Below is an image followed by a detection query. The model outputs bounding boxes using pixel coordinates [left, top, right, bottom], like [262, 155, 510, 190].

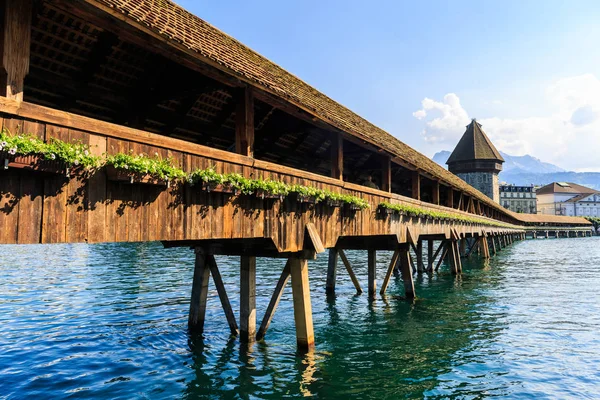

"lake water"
[1, 237, 600, 399]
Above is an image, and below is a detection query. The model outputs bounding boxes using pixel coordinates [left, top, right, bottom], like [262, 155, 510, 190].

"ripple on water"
[2, 239, 600, 398]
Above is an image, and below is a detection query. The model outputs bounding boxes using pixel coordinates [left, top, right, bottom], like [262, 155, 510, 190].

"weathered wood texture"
[0, 107, 531, 250]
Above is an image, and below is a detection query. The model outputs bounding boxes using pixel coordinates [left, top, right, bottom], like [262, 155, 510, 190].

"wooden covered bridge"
[0, 0, 592, 350]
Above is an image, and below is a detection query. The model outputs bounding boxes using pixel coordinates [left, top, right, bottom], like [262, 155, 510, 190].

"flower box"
[1, 152, 69, 176]
[326, 199, 342, 208]
[105, 165, 169, 187]
[255, 189, 284, 201]
[296, 194, 318, 204]
[346, 203, 363, 211]
[201, 181, 235, 194]
[378, 206, 395, 215]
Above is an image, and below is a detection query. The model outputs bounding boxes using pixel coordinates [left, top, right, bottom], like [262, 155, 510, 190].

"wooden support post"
[448, 188, 454, 208]
[239, 256, 256, 341]
[289, 256, 315, 351]
[435, 241, 449, 272]
[490, 235, 497, 256]
[427, 240, 434, 271]
[380, 250, 400, 295]
[449, 241, 460, 275]
[207, 255, 239, 336]
[398, 246, 415, 299]
[432, 181, 440, 205]
[368, 249, 377, 299]
[189, 249, 210, 333]
[331, 132, 343, 180]
[412, 171, 421, 201]
[1, 0, 32, 101]
[481, 234, 490, 259]
[465, 237, 480, 258]
[416, 240, 424, 273]
[235, 86, 254, 157]
[339, 249, 363, 294]
[257, 260, 291, 341]
[382, 155, 391, 192]
[326, 248, 338, 294]
[459, 238, 467, 258]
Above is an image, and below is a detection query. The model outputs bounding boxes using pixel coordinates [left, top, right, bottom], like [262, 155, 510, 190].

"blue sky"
[177, 0, 600, 171]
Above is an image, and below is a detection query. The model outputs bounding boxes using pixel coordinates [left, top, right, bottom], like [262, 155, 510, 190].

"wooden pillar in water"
[416, 240, 424, 273]
[368, 249, 377, 299]
[326, 248, 338, 294]
[290, 256, 315, 351]
[459, 238, 467, 258]
[449, 239, 462, 274]
[240, 256, 256, 342]
[398, 246, 415, 299]
[490, 234, 497, 256]
[189, 249, 210, 333]
[481, 234, 490, 259]
[427, 239, 434, 271]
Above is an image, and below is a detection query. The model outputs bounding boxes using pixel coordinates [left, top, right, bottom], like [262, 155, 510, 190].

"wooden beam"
[326, 248, 338, 294]
[207, 255, 239, 335]
[380, 249, 399, 295]
[435, 242, 449, 272]
[382, 155, 391, 192]
[235, 86, 254, 157]
[256, 260, 291, 341]
[331, 131, 343, 180]
[447, 188, 454, 208]
[427, 239, 434, 271]
[289, 256, 315, 351]
[339, 249, 363, 294]
[239, 256, 256, 341]
[416, 239, 424, 273]
[2, 0, 32, 101]
[432, 180, 440, 205]
[465, 237, 481, 258]
[368, 249, 377, 299]
[189, 248, 210, 333]
[398, 247, 415, 299]
[411, 171, 421, 200]
[61, 30, 118, 110]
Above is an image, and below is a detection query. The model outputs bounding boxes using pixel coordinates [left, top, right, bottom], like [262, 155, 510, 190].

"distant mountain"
[432, 150, 600, 190]
[432, 150, 565, 174]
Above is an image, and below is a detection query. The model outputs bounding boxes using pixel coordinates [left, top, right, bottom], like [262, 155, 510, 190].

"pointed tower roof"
[447, 119, 504, 164]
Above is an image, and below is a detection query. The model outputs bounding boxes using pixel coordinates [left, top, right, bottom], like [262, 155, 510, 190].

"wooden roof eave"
[70, 0, 514, 219]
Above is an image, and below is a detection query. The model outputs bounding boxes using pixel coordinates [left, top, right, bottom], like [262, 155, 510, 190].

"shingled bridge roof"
[84, 0, 578, 225]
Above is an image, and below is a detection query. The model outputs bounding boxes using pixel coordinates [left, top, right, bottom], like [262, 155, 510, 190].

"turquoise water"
[1, 237, 600, 399]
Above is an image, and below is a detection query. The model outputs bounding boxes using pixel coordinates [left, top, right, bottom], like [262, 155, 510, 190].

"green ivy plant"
[378, 202, 520, 229]
[0, 129, 101, 170]
[289, 184, 326, 202]
[105, 152, 186, 181]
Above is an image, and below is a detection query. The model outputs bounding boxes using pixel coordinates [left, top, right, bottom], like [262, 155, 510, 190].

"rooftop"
[447, 119, 505, 164]
[536, 182, 599, 196]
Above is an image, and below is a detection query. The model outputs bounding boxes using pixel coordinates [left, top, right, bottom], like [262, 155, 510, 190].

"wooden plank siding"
[0, 108, 548, 252]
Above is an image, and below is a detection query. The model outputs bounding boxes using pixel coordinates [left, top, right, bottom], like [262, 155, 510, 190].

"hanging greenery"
[378, 201, 519, 229]
[0, 129, 101, 170]
[104, 152, 186, 181]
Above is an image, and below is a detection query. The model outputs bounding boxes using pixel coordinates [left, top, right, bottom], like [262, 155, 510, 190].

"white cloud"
[413, 74, 600, 171]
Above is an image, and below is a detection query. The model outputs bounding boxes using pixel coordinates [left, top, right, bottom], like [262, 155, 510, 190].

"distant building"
[447, 119, 504, 203]
[499, 184, 537, 214]
[536, 182, 600, 217]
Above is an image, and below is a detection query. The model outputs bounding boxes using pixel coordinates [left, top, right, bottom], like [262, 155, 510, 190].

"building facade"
[447, 119, 504, 203]
[537, 182, 600, 217]
[500, 185, 537, 214]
